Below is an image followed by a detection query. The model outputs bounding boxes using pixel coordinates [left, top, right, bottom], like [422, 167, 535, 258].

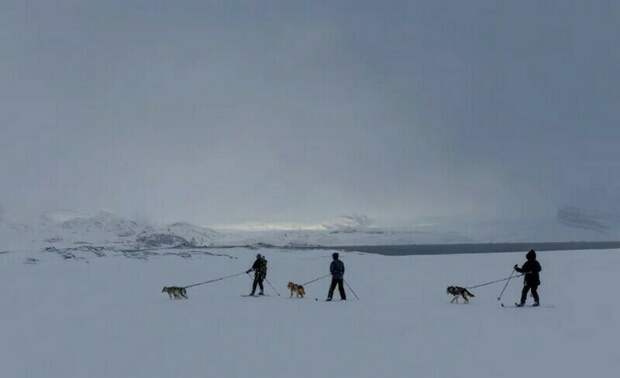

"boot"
[532, 302, 540, 307]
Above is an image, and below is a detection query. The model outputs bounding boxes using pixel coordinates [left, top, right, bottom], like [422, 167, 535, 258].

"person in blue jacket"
[327, 252, 346, 301]
[246, 254, 267, 296]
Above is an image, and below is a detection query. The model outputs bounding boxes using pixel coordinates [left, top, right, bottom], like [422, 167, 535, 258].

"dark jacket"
[515, 250, 541, 286]
[248, 257, 267, 278]
[330, 259, 345, 279]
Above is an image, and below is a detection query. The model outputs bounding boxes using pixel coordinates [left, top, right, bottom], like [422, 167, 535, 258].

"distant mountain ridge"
[557, 206, 620, 233]
[1, 209, 620, 253]
[0, 211, 218, 250]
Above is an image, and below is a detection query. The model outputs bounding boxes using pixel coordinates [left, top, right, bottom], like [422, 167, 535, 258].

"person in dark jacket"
[514, 249, 542, 306]
[327, 252, 346, 301]
[246, 254, 267, 296]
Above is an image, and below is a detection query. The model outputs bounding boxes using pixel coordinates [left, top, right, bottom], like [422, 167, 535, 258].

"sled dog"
[287, 282, 306, 298]
[162, 286, 188, 299]
[446, 286, 475, 303]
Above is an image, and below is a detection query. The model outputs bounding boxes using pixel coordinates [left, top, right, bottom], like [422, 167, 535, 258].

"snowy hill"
[3, 210, 620, 256]
[137, 222, 218, 247]
[0, 211, 220, 251]
[557, 206, 620, 233]
[53, 211, 144, 240]
[2, 247, 618, 378]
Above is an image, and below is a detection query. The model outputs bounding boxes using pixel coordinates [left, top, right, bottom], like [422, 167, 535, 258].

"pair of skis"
[501, 303, 554, 309]
[241, 294, 347, 302]
[497, 269, 554, 308]
[500, 302, 534, 308]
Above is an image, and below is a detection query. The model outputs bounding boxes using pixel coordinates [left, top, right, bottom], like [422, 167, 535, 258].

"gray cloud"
[1, 1, 619, 229]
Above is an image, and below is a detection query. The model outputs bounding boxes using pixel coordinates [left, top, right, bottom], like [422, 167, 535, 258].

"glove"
[513, 264, 518, 270]
[246, 269, 252, 274]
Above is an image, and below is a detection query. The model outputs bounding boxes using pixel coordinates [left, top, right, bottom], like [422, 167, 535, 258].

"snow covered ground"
[2, 247, 618, 378]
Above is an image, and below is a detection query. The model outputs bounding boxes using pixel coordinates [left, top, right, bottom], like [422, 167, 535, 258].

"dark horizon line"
[334, 241, 620, 256]
[198, 240, 620, 256]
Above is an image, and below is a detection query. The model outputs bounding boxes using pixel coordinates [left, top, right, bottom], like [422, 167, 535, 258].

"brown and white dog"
[287, 282, 306, 298]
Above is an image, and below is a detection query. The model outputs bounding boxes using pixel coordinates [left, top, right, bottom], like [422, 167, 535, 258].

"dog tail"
[465, 289, 475, 297]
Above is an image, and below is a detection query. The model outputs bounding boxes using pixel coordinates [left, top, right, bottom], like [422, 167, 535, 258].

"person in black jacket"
[514, 249, 542, 306]
[327, 252, 346, 301]
[246, 254, 267, 296]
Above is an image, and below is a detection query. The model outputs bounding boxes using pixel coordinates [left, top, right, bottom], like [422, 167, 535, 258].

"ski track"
[1, 248, 619, 378]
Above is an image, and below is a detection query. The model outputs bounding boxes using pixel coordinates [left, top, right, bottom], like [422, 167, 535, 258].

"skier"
[246, 254, 268, 296]
[326, 252, 346, 301]
[514, 249, 542, 307]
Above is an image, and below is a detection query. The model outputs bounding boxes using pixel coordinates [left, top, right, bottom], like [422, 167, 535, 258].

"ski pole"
[497, 269, 516, 301]
[264, 277, 281, 296]
[302, 273, 331, 286]
[343, 279, 360, 300]
[183, 271, 247, 289]
[466, 273, 523, 290]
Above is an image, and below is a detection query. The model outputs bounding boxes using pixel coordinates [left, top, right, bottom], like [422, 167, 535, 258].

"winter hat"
[526, 249, 536, 260]
[332, 252, 339, 259]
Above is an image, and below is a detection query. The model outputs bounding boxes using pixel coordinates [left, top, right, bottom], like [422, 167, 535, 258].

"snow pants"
[520, 284, 539, 304]
[251, 275, 265, 295]
[328, 278, 346, 300]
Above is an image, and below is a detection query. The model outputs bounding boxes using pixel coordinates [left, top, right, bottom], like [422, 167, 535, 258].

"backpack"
[257, 257, 267, 275]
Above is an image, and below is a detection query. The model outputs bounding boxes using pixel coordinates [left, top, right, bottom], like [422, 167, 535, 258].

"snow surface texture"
[2, 248, 618, 378]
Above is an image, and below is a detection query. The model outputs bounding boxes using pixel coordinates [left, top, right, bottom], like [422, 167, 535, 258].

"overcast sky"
[1, 0, 618, 227]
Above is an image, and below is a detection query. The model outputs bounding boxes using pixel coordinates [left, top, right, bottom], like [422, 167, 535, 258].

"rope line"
[466, 273, 523, 290]
[183, 271, 247, 289]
